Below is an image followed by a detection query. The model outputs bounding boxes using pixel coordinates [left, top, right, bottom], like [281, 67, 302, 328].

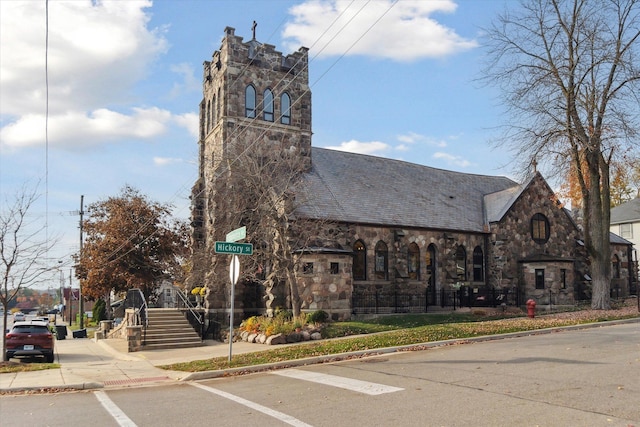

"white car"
[13, 312, 25, 322]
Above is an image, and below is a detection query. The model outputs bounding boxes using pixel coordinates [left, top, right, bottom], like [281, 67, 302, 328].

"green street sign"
[226, 226, 246, 243]
[215, 241, 253, 255]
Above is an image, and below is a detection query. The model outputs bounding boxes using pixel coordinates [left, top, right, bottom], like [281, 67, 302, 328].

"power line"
[86, 2, 397, 267]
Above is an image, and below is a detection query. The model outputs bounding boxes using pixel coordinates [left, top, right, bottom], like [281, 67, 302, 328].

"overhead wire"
[94, 0, 399, 267]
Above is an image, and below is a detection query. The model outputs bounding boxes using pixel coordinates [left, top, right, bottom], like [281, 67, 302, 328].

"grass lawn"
[160, 302, 639, 373]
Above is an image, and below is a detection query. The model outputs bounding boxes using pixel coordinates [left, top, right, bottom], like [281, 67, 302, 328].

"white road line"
[190, 383, 313, 427]
[271, 369, 404, 395]
[94, 390, 137, 427]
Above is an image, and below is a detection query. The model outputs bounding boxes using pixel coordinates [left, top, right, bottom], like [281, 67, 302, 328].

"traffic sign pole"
[228, 255, 240, 363]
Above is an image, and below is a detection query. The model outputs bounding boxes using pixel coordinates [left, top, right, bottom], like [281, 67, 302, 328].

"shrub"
[306, 310, 329, 324]
[274, 308, 293, 322]
[242, 316, 261, 332]
[93, 299, 106, 323]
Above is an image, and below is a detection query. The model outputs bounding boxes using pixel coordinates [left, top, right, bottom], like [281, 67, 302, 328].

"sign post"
[228, 255, 240, 362]
[215, 230, 252, 363]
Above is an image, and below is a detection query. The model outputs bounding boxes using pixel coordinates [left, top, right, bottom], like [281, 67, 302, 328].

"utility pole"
[79, 195, 84, 329]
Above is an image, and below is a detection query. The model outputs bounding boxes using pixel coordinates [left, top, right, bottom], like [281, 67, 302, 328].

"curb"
[179, 317, 640, 381]
[0, 382, 103, 394]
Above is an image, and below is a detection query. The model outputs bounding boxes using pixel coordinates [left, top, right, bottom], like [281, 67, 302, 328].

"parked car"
[4, 320, 55, 363]
[13, 312, 25, 322]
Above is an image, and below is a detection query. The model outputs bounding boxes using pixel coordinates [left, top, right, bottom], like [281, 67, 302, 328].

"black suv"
[4, 320, 55, 363]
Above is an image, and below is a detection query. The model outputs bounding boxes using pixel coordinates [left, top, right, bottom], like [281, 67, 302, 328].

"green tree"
[482, 0, 639, 309]
[77, 186, 189, 303]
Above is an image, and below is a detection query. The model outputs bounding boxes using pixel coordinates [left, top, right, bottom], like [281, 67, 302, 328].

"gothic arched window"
[353, 240, 366, 281]
[455, 246, 466, 282]
[473, 246, 484, 282]
[375, 241, 389, 280]
[408, 243, 420, 280]
[263, 89, 274, 121]
[281, 92, 291, 125]
[245, 85, 256, 118]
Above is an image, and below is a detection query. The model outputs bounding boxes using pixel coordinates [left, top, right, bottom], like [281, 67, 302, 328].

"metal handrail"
[176, 289, 204, 339]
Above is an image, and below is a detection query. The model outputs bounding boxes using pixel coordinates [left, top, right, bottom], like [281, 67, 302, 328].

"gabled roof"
[610, 197, 640, 224]
[297, 148, 518, 233]
[484, 181, 527, 223]
[610, 231, 633, 246]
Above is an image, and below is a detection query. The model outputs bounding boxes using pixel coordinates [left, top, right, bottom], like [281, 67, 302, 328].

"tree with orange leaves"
[76, 186, 189, 305]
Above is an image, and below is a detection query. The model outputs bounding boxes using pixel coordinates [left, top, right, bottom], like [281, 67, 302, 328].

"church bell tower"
[189, 25, 312, 310]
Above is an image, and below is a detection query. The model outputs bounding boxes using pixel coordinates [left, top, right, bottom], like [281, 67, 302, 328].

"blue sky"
[1, 0, 515, 285]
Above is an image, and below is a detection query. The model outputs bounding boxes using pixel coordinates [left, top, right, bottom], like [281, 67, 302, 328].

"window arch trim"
[263, 88, 274, 122]
[281, 92, 291, 125]
[375, 240, 389, 280]
[245, 84, 256, 118]
[353, 240, 366, 281]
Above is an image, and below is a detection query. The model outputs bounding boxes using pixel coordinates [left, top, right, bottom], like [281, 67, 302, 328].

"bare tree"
[1, 185, 56, 351]
[482, 0, 640, 309]
[194, 143, 337, 317]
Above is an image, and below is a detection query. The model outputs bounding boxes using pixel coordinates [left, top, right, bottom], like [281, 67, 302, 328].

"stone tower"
[189, 26, 312, 314]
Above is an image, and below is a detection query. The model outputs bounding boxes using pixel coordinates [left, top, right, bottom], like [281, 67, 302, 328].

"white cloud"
[1, 107, 172, 148]
[173, 112, 199, 139]
[283, 0, 477, 61]
[397, 132, 448, 147]
[0, 0, 170, 148]
[325, 139, 390, 155]
[154, 157, 183, 166]
[433, 151, 471, 168]
[169, 63, 200, 98]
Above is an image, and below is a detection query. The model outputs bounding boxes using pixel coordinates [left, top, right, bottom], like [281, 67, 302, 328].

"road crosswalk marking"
[191, 383, 313, 427]
[271, 369, 404, 395]
[94, 390, 137, 427]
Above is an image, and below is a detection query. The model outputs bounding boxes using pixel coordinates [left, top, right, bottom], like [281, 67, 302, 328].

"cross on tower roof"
[252, 21, 257, 40]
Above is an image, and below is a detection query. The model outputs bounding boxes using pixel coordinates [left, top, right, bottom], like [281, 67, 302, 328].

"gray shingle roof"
[297, 147, 518, 233]
[609, 231, 632, 246]
[610, 197, 640, 224]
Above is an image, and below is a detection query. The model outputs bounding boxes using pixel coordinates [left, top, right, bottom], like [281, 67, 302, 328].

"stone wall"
[488, 174, 581, 303]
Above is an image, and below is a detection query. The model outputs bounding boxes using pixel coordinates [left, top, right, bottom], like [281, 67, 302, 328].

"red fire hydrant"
[526, 299, 536, 318]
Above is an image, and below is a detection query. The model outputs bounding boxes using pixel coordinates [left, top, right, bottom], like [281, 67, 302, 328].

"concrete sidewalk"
[2, 318, 639, 393]
[0, 330, 263, 393]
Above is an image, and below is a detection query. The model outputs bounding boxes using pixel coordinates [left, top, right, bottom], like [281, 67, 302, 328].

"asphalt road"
[1, 322, 638, 426]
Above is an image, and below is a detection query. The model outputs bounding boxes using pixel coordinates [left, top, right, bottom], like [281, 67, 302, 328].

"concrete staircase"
[142, 308, 203, 350]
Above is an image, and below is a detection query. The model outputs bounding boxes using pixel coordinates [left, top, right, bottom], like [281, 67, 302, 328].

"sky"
[1, 0, 517, 288]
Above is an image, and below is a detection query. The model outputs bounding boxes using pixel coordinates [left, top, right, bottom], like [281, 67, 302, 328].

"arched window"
[455, 246, 466, 282]
[212, 95, 216, 127]
[531, 213, 550, 243]
[408, 243, 420, 280]
[353, 240, 366, 281]
[206, 100, 211, 132]
[612, 254, 621, 279]
[263, 89, 274, 121]
[217, 88, 221, 120]
[281, 92, 291, 125]
[426, 244, 436, 298]
[375, 241, 388, 280]
[245, 85, 256, 118]
[472, 246, 484, 282]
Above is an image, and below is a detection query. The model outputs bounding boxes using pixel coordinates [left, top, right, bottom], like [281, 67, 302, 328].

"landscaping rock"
[266, 333, 286, 345]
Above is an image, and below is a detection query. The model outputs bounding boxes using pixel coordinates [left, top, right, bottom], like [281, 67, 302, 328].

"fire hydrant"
[526, 299, 536, 318]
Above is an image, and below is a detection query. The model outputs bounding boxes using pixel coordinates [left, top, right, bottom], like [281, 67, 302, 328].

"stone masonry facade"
[190, 27, 635, 325]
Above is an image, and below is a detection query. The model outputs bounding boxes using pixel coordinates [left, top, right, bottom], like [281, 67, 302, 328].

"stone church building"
[189, 27, 634, 322]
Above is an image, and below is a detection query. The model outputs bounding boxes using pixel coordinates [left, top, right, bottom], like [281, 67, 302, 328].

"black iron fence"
[352, 286, 522, 315]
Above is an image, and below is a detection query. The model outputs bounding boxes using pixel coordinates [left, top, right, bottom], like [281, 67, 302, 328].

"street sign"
[229, 255, 240, 285]
[226, 226, 246, 243]
[215, 241, 253, 255]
